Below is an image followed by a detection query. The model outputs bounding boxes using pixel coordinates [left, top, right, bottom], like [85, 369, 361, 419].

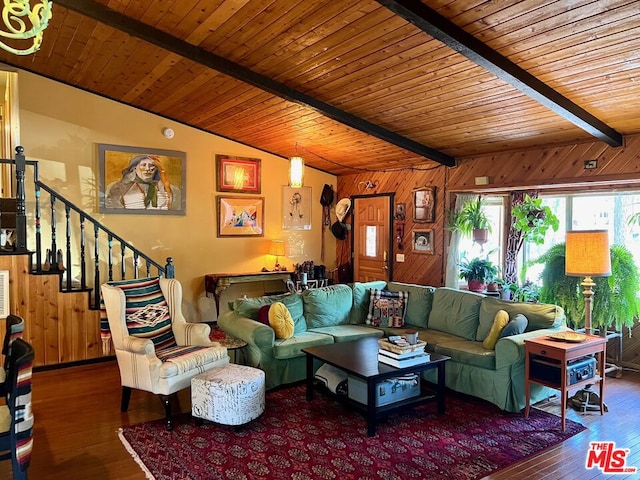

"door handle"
[382, 250, 389, 270]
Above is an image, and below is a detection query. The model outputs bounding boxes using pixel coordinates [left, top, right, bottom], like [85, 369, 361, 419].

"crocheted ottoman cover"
[191, 363, 265, 425]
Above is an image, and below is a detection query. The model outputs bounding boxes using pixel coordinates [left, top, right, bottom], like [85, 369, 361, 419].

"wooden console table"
[205, 271, 293, 317]
[524, 334, 607, 431]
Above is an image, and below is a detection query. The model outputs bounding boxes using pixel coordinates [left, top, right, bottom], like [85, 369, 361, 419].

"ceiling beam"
[377, 0, 623, 147]
[55, 0, 455, 167]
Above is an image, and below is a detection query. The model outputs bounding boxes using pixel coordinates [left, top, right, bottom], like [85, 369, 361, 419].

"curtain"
[504, 190, 538, 284]
[445, 193, 476, 288]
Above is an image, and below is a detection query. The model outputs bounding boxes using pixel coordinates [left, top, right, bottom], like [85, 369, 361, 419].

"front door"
[353, 195, 392, 282]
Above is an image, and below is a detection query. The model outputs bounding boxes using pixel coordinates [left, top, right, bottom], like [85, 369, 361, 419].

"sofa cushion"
[387, 282, 435, 328]
[268, 302, 295, 339]
[309, 325, 384, 343]
[500, 313, 528, 338]
[303, 284, 353, 328]
[257, 305, 271, 324]
[483, 310, 509, 350]
[366, 289, 408, 327]
[434, 340, 496, 370]
[428, 288, 484, 341]
[351, 281, 388, 324]
[476, 297, 565, 341]
[233, 293, 306, 334]
[272, 331, 335, 360]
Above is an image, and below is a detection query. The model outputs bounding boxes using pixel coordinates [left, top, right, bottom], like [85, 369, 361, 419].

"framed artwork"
[99, 144, 186, 215]
[282, 186, 312, 230]
[217, 195, 264, 237]
[215, 155, 261, 194]
[412, 229, 434, 254]
[413, 186, 436, 223]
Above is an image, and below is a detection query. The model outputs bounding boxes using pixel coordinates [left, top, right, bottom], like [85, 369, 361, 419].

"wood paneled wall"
[448, 134, 640, 191]
[337, 165, 448, 287]
[337, 133, 640, 367]
[0, 254, 101, 368]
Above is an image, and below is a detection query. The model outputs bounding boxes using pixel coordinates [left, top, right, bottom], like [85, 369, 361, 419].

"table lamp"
[565, 230, 611, 335]
[269, 240, 286, 271]
[565, 229, 611, 412]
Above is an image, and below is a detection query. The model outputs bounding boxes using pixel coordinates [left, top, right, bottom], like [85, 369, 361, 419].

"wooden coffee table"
[302, 336, 450, 436]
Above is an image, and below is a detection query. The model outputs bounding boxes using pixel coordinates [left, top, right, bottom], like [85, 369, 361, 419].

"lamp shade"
[289, 156, 304, 188]
[565, 230, 611, 277]
[270, 240, 286, 257]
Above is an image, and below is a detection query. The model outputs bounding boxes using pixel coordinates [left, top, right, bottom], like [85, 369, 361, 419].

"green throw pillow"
[499, 313, 529, 338]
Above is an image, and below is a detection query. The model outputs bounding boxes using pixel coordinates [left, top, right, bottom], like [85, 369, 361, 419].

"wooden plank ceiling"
[1, 0, 638, 175]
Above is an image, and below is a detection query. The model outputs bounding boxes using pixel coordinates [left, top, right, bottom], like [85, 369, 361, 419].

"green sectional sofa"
[217, 281, 568, 412]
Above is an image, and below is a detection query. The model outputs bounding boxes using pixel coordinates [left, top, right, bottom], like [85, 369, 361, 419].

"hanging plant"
[533, 243, 640, 332]
[447, 196, 492, 240]
[511, 194, 560, 245]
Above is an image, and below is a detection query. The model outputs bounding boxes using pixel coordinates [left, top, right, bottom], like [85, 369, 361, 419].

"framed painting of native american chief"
[99, 144, 186, 215]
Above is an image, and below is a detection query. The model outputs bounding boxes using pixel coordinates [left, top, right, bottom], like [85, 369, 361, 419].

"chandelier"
[1, 1, 53, 56]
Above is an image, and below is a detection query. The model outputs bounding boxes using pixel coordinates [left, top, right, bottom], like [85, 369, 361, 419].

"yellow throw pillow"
[268, 302, 295, 339]
[483, 310, 510, 350]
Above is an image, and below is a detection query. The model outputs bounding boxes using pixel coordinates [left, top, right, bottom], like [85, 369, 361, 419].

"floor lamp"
[565, 230, 611, 411]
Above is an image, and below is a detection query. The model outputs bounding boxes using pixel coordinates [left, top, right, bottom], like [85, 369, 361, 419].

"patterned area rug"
[119, 384, 585, 480]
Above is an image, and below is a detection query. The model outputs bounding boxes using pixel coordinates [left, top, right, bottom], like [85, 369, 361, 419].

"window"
[458, 196, 505, 283]
[365, 226, 377, 257]
[522, 192, 640, 284]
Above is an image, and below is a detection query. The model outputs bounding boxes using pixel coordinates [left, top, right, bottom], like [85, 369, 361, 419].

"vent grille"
[0, 270, 9, 319]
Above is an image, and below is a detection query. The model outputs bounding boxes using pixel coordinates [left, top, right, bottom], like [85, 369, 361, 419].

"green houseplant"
[459, 256, 499, 293]
[447, 196, 492, 244]
[511, 194, 560, 246]
[533, 243, 640, 332]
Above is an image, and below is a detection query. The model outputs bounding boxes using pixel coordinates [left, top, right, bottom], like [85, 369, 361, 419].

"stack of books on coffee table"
[377, 338, 430, 368]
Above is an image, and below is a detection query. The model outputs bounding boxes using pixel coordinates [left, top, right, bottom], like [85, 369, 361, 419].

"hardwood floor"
[1, 361, 638, 479]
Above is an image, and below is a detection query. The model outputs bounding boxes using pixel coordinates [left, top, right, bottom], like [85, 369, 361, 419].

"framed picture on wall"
[99, 144, 186, 215]
[215, 155, 261, 194]
[412, 229, 434, 254]
[282, 186, 312, 230]
[413, 186, 436, 223]
[217, 195, 264, 237]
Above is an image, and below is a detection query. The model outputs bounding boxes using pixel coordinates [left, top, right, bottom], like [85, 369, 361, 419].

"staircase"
[0, 147, 174, 368]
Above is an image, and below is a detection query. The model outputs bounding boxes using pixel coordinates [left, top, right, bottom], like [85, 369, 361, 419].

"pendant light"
[289, 156, 304, 188]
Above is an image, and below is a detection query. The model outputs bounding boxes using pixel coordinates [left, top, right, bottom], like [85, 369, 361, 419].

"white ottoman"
[191, 363, 265, 426]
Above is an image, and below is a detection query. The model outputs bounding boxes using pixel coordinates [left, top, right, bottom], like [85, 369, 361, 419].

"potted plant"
[447, 196, 492, 245]
[532, 243, 640, 332]
[459, 256, 499, 293]
[511, 194, 560, 247]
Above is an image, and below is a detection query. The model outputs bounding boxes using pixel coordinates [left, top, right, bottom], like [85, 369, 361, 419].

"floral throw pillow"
[366, 289, 409, 328]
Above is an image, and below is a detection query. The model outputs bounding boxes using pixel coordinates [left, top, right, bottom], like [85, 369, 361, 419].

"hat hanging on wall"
[331, 220, 348, 240]
[331, 197, 350, 240]
[335, 198, 351, 222]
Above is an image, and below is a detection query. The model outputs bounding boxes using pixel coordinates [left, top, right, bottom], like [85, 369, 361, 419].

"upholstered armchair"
[101, 277, 229, 430]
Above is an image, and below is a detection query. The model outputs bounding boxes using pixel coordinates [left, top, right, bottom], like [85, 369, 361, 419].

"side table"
[217, 336, 248, 364]
[524, 333, 607, 431]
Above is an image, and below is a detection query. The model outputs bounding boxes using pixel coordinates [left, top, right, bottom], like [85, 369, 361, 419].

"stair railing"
[0, 147, 175, 309]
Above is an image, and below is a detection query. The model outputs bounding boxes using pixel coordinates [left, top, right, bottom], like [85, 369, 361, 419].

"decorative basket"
[378, 339, 427, 355]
